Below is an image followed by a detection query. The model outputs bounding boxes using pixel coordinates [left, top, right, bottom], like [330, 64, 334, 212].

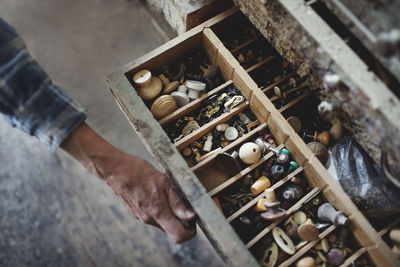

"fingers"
[152, 201, 196, 243]
[166, 182, 196, 221]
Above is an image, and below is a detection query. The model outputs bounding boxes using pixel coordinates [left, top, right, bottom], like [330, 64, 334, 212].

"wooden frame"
[107, 7, 398, 267]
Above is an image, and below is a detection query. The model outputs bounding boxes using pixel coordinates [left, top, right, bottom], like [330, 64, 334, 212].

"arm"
[61, 122, 196, 243]
[0, 19, 195, 243]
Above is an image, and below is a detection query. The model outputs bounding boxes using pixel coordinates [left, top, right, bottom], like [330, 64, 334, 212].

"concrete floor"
[0, 0, 222, 266]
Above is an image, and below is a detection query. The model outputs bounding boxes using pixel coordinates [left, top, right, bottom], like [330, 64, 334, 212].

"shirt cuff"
[10, 80, 88, 152]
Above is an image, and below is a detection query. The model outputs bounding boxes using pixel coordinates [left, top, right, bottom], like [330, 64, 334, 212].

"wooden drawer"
[107, 7, 399, 267]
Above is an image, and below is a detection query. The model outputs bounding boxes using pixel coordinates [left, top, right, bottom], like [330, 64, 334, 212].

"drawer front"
[108, 7, 398, 267]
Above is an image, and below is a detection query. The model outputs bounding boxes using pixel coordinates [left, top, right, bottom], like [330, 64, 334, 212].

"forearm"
[60, 121, 121, 179]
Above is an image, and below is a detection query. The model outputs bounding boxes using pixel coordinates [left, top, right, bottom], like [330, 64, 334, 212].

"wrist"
[61, 121, 123, 179]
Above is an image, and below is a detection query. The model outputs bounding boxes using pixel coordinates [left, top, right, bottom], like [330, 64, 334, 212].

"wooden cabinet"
[107, 7, 399, 267]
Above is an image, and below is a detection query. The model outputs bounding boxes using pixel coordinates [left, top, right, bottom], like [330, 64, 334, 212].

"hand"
[103, 154, 196, 243]
[61, 122, 196, 243]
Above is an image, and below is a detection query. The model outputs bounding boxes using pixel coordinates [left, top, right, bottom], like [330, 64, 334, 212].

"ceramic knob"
[250, 176, 271, 196]
[314, 131, 330, 146]
[269, 164, 285, 180]
[317, 203, 348, 226]
[133, 69, 151, 86]
[186, 80, 206, 99]
[287, 161, 299, 173]
[136, 76, 162, 101]
[171, 85, 190, 108]
[296, 256, 315, 267]
[150, 95, 177, 119]
[265, 188, 276, 203]
[307, 142, 329, 165]
[282, 184, 304, 202]
[239, 142, 261, 164]
[224, 127, 239, 141]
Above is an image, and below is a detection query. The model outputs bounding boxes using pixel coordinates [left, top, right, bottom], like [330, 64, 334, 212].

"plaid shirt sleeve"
[0, 19, 88, 152]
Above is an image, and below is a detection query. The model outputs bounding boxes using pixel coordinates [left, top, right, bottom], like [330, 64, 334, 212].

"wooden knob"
[133, 69, 151, 86]
[298, 218, 319, 241]
[250, 176, 271, 196]
[163, 80, 179, 94]
[265, 188, 276, 203]
[137, 76, 162, 101]
[314, 130, 330, 146]
[254, 198, 267, 212]
[158, 73, 170, 86]
[150, 95, 177, 119]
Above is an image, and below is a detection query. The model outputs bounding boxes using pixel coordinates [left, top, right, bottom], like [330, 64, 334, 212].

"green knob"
[280, 148, 290, 156]
[287, 161, 299, 173]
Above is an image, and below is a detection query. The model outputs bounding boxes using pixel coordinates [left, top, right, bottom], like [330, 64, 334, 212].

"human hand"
[103, 154, 196, 243]
[61, 122, 196, 243]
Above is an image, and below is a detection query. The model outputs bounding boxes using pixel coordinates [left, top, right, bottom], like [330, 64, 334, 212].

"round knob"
[239, 142, 261, 164]
[133, 69, 151, 86]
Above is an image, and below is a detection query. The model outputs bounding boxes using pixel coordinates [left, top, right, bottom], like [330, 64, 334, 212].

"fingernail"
[185, 210, 195, 218]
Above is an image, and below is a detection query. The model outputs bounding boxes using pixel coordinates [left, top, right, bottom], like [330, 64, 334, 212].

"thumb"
[166, 182, 196, 221]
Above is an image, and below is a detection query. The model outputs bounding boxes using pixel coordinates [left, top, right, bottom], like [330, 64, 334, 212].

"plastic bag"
[331, 136, 400, 219]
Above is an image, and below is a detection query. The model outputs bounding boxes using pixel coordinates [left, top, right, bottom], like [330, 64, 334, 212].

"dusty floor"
[0, 0, 223, 266]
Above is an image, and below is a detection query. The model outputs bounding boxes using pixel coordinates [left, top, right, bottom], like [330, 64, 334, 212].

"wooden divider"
[227, 166, 304, 222]
[245, 55, 277, 73]
[279, 90, 313, 113]
[175, 101, 249, 150]
[339, 247, 367, 267]
[269, 83, 308, 102]
[230, 36, 258, 54]
[192, 123, 267, 172]
[208, 144, 284, 196]
[159, 80, 232, 127]
[246, 187, 321, 249]
[279, 225, 337, 267]
[378, 218, 400, 237]
[262, 72, 295, 93]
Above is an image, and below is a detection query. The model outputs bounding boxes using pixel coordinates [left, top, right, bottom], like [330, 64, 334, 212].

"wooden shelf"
[159, 80, 232, 127]
[175, 101, 249, 150]
[230, 36, 259, 54]
[191, 122, 267, 172]
[227, 166, 304, 222]
[208, 144, 285, 196]
[339, 247, 367, 267]
[269, 83, 308, 102]
[261, 72, 295, 93]
[245, 55, 276, 73]
[278, 90, 313, 113]
[378, 217, 400, 237]
[246, 187, 321, 248]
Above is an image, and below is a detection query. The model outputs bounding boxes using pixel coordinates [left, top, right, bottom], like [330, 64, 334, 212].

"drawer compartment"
[108, 7, 398, 267]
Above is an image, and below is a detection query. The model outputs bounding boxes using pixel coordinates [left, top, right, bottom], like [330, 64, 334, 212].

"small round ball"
[239, 142, 261, 164]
